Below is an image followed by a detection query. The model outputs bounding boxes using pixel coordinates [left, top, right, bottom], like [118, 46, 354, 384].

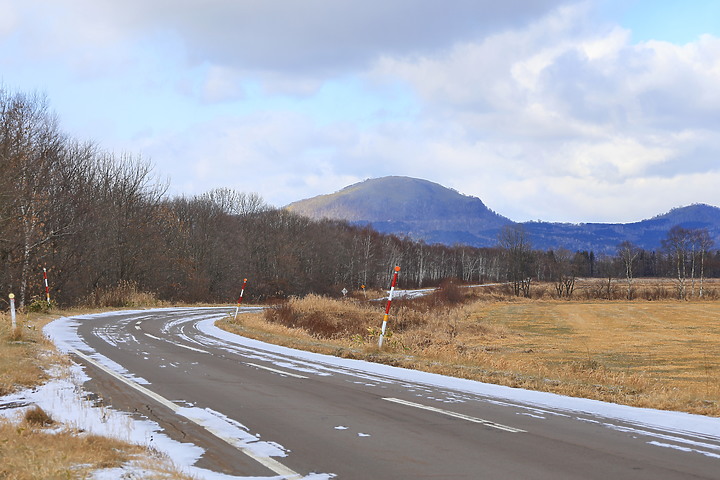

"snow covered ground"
[0, 361, 291, 480]
[2, 307, 719, 479]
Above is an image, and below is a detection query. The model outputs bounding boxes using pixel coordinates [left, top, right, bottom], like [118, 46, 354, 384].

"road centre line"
[69, 348, 302, 479]
[143, 332, 209, 354]
[383, 397, 526, 433]
[246, 362, 308, 379]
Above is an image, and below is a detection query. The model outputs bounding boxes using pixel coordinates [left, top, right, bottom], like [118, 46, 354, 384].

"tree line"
[1, 89, 718, 308]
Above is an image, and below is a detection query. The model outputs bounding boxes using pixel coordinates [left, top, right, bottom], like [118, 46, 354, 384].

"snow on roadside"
[0, 361, 285, 479]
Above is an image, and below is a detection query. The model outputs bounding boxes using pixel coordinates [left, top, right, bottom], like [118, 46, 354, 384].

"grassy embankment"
[0, 284, 195, 480]
[219, 280, 720, 417]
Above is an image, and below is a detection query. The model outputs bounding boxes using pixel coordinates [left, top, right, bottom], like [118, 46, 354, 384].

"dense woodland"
[1, 89, 719, 308]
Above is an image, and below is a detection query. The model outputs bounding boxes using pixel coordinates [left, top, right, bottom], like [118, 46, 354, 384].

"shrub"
[25, 296, 57, 313]
[264, 294, 373, 339]
[24, 405, 54, 427]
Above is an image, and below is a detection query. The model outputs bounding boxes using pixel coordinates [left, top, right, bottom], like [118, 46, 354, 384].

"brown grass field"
[219, 281, 720, 417]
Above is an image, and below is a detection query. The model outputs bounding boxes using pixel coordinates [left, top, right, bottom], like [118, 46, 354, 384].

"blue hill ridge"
[286, 176, 720, 252]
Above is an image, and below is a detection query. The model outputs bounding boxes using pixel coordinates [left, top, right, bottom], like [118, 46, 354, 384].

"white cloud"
[3, 0, 720, 223]
[362, 3, 720, 221]
[201, 66, 246, 103]
[7, 0, 569, 79]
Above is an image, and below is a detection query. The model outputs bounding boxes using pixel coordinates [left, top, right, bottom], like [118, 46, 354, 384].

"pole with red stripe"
[43, 268, 50, 306]
[379, 266, 400, 348]
[233, 278, 248, 321]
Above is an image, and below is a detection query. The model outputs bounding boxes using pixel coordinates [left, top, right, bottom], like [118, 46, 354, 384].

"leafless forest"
[1, 89, 718, 308]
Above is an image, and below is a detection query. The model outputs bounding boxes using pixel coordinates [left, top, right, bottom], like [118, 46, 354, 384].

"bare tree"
[618, 241, 640, 300]
[550, 248, 576, 298]
[662, 226, 691, 300]
[498, 225, 533, 297]
[691, 228, 714, 298]
[0, 90, 66, 306]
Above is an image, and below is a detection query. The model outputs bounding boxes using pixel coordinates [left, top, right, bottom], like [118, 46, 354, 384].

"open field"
[219, 283, 720, 417]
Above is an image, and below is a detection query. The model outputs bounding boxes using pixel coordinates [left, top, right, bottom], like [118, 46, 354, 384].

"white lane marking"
[70, 348, 303, 479]
[246, 362, 308, 379]
[144, 332, 209, 354]
[383, 397, 526, 433]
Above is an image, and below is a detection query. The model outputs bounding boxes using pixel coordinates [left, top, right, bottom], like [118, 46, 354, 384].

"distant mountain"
[523, 204, 720, 253]
[286, 176, 513, 246]
[286, 176, 720, 253]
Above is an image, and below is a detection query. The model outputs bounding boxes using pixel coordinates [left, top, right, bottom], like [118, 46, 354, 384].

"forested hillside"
[2, 89, 719, 308]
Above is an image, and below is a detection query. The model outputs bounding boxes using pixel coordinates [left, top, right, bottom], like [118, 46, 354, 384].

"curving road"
[48, 307, 720, 479]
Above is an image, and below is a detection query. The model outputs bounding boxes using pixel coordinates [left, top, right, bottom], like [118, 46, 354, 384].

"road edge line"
[70, 348, 303, 479]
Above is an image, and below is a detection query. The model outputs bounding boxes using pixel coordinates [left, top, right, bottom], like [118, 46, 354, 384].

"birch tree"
[618, 241, 640, 300]
[662, 226, 691, 300]
[0, 91, 65, 306]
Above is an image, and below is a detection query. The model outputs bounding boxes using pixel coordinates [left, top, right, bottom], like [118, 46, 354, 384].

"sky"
[1, 0, 720, 223]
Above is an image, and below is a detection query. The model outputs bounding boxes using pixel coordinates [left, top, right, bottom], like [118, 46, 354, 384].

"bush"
[24, 405, 54, 427]
[264, 294, 373, 339]
[25, 296, 56, 313]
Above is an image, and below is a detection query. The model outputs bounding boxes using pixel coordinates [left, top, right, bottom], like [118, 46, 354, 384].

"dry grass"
[0, 311, 57, 397]
[0, 417, 196, 480]
[219, 283, 720, 416]
[83, 280, 165, 308]
[0, 420, 141, 480]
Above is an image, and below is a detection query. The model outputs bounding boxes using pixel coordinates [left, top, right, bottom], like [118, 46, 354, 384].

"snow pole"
[43, 268, 50, 305]
[378, 266, 400, 348]
[233, 278, 248, 321]
[9, 293, 16, 329]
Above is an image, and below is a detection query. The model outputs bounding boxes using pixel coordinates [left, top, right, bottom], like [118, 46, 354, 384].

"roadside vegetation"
[219, 279, 720, 417]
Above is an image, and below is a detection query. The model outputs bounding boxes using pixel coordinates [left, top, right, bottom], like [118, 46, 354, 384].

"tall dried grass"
[264, 294, 375, 338]
[0, 419, 196, 480]
[83, 280, 164, 308]
[0, 312, 52, 397]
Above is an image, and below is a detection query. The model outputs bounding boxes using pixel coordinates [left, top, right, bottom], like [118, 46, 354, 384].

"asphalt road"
[60, 307, 720, 479]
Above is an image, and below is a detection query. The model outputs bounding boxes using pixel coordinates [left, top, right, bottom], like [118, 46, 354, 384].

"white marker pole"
[234, 278, 248, 321]
[9, 293, 16, 329]
[378, 266, 400, 348]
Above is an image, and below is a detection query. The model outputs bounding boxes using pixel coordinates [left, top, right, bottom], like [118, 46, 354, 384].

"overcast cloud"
[1, 0, 719, 222]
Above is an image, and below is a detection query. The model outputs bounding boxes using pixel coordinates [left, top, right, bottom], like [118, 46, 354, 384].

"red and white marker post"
[378, 266, 401, 348]
[43, 268, 50, 306]
[233, 278, 248, 321]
